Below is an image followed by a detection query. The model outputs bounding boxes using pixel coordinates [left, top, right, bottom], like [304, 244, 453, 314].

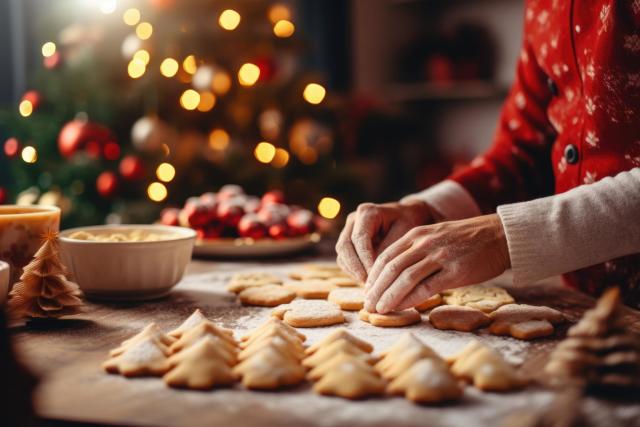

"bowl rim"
[59, 224, 196, 245]
[0, 205, 60, 218]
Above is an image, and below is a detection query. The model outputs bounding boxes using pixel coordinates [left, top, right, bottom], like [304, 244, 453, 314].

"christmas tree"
[0, 0, 355, 227]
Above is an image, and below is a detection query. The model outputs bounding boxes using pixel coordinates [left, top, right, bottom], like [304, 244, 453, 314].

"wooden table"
[11, 248, 640, 427]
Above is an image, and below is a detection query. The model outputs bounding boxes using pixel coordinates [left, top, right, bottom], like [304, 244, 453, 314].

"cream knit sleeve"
[497, 168, 640, 285]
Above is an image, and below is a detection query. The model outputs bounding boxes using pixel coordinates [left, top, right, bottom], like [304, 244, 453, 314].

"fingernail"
[376, 301, 388, 314]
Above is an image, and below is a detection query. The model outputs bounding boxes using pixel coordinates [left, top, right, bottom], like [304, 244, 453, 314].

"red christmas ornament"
[261, 190, 285, 205]
[21, 91, 42, 111]
[182, 202, 211, 228]
[216, 199, 244, 228]
[0, 187, 8, 204]
[103, 142, 121, 161]
[268, 223, 289, 240]
[43, 51, 62, 70]
[255, 56, 276, 82]
[257, 203, 290, 226]
[196, 223, 224, 240]
[96, 171, 118, 198]
[119, 155, 145, 181]
[3, 138, 20, 158]
[217, 184, 244, 201]
[286, 209, 316, 236]
[58, 119, 115, 158]
[238, 214, 267, 239]
[160, 208, 180, 226]
[199, 192, 217, 205]
[244, 196, 261, 213]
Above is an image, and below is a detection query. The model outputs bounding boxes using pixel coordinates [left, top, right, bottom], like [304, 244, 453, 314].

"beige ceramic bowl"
[59, 225, 196, 301]
[0, 261, 9, 305]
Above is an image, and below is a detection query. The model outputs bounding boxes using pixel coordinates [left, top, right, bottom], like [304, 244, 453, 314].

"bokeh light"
[41, 42, 56, 58]
[133, 49, 150, 65]
[212, 71, 232, 94]
[238, 63, 260, 86]
[160, 58, 179, 77]
[273, 20, 295, 38]
[123, 8, 141, 26]
[271, 148, 290, 168]
[268, 4, 291, 23]
[197, 92, 216, 112]
[303, 83, 326, 104]
[183, 55, 197, 74]
[147, 182, 168, 202]
[18, 100, 33, 117]
[254, 142, 276, 163]
[318, 197, 341, 219]
[219, 9, 241, 30]
[99, 0, 117, 14]
[180, 89, 200, 110]
[136, 22, 153, 40]
[21, 146, 38, 163]
[209, 129, 230, 150]
[4, 138, 19, 158]
[128, 58, 146, 78]
[156, 163, 176, 182]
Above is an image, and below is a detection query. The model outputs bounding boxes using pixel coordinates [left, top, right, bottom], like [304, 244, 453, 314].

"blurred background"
[0, 0, 523, 229]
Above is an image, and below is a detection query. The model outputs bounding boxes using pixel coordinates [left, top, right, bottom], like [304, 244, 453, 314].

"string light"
[182, 55, 197, 74]
[238, 63, 260, 86]
[136, 22, 153, 40]
[268, 4, 291, 23]
[219, 9, 241, 30]
[156, 163, 176, 182]
[160, 58, 179, 77]
[212, 71, 232, 94]
[303, 83, 326, 104]
[21, 146, 37, 163]
[273, 20, 295, 38]
[123, 8, 141, 26]
[147, 182, 168, 202]
[318, 197, 341, 219]
[197, 92, 216, 112]
[4, 138, 19, 157]
[180, 89, 200, 110]
[133, 49, 150, 65]
[99, 0, 117, 14]
[254, 142, 276, 163]
[41, 42, 56, 58]
[209, 129, 230, 150]
[271, 148, 290, 168]
[127, 58, 146, 78]
[18, 100, 33, 117]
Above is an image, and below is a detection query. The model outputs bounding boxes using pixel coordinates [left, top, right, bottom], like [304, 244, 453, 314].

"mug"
[0, 205, 61, 286]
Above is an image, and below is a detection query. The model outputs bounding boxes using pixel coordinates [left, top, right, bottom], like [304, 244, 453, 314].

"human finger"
[375, 257, 442, 313]
[335, 213, 367, 282]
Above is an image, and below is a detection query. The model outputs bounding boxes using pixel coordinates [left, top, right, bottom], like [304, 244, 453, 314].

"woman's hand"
[364, 214, 511, 313]
[335, 200, 435, 282]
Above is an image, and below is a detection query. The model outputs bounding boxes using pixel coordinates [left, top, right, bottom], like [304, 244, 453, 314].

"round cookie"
[238, 285, 296, 307]
[415, 294, 443, 312]
[359, 309, 421, 327]
[428, 305, 491, 332]
[227, 273, 282, 293]
[328, 288, 364, 311]
[272, 300, 345, 328]
[283, 280, 337, 299]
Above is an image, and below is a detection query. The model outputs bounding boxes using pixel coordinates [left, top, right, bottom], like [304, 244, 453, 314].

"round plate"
[193, 233, 321, 257]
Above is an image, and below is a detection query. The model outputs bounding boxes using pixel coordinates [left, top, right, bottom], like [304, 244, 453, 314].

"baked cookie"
[103, 337, 170, 377]
[328, 288, 364, 311]
[449, 340, 527, 391]
[303, 338, 378, 369]
[240, 317, 306, 343]
[327, 276, 362, 288]
[272, 300, 345, 327]
[110, 322, 175, 357]
[289, 266, 349, 281]
[307, 352, 377, 381]
[313, 359, 386, 399]
[240, 324, 306, 351]
[489, 304, 564, 340]
[378, 345, 443, 380]
[429, 305, 491, 332]
[415, 294, 443, 312]
[376, 333, 438, 374]
[168, 309, 211, 338]
[238, 284, 296, 307]
[164, 336, 238, 390]
[359, 309, 421, 327]
[283, 280, 337, 299]
[227, 273, 282, 293]
[305, 328, 373, 355]
[443, 285, 514, 313]
[170, 321, 238, 355]
[233, 344, 306, 389]
[239, 333, 306, 362]
[388, 359, 463, 404]
[379, 332, 426, 358]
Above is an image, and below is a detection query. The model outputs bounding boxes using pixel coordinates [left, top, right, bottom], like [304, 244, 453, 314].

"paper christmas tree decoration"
[7, 231, 83, 320]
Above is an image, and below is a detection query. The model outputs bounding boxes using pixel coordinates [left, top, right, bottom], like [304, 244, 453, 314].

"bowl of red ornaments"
[159, 185, 321, 257]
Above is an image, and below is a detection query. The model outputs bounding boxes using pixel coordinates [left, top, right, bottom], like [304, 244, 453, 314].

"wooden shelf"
[386, 81, 509, 103]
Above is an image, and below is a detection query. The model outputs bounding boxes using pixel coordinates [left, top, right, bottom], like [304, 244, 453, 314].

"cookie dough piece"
[169, 309, 212, 338]
[272, 300, 345, 328]
[307, 352, 377, 381]
[489, 304, 564, 339]
[110, 323, 175, 357]
[238, 284, 296, 307]
[239, 333, 306, 362]
[429, 305, 491, 332]
[233, 344, 306, 390]
[359, 309, 421, 327]
[449, 340, 527, 391]
[443, 285, 514, 313]
[283, 280, 337, 299]
[379, 345, 444, 380]
[509, 320, 555, 340]
[415, 294, 443, 312]
[103, 337, 170, 377]
[388, 359, 463, 404]
[240, 317, 306, 343]
[227, 273, 282, 293]
[313, 360, 386, 399]
[328, 288, 364, 311]
[376, 333, 438, 373]
[170, 321, 238, 355]
[305, 328, 373, 355]
[164, 337, 238, 390]
[303, 338, 378, 369]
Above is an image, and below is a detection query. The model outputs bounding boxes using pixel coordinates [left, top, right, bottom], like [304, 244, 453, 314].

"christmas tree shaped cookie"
[307, 351, 377, 381]
[233, 344, 306, 390]
[169, 320, 238, 355]
[103, 336, 170, 377]
[240, 317, 306, 344]
[313, 358, 386, 399]
[110, 322, 176, 357]
[305, 328, 373, 355]
[302, 338, 378, 369]
[7, 232, 83, 320]
[388, 358, 463, 404]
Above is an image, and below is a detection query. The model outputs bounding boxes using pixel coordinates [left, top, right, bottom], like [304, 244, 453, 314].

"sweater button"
[564, 144, 579, 164]
[547, 77, 558, 96]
